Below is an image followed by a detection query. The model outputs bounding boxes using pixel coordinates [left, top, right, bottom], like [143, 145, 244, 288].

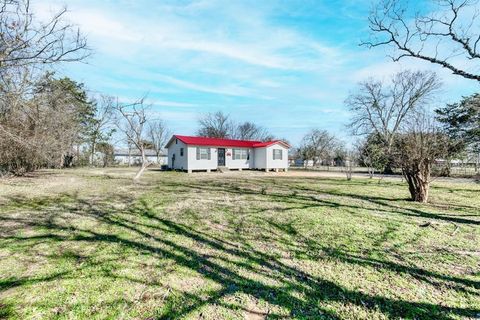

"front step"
[217, 166, 230, 173]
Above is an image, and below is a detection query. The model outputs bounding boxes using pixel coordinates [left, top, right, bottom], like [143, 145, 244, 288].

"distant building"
[113, 148, 167, 166]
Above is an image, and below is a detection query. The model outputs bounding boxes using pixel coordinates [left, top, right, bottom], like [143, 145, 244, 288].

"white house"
[165, 135, 290, 173]
[113, 148, 167, 166]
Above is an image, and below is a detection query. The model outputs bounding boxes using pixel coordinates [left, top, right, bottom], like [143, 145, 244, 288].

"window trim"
[273, 149, 283, 160]
[196, 147, 211, 160]
[232, 148, 248, 160]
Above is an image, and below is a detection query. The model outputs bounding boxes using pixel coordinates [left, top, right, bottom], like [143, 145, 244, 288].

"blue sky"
[36, 0, 478, 145]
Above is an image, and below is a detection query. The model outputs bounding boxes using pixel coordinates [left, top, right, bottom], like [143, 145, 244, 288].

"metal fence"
[290, 165, 479, 177]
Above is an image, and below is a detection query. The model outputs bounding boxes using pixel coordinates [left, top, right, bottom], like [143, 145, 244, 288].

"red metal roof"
[171, 135, 289, 148]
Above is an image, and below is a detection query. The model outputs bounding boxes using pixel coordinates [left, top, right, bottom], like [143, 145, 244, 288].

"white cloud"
[149, 110, 198, 122]
[153, 100, 198, 108]
[155, 74, 254, 97]
[34, 0, 342, 71]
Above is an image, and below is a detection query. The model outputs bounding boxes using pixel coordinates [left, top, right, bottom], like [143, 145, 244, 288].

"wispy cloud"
[153, 100, 198, 108]
[155, 74, 254, 97]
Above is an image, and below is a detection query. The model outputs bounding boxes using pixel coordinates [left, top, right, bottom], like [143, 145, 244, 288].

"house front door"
[218, 148, 225, 166]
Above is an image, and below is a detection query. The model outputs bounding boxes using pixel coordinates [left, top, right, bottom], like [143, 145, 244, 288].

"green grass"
[0, 168, 479, 319]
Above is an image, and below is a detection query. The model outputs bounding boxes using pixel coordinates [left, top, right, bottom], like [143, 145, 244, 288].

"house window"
[232, 149, 248, 160]
[273, 149, 283, 160]
[180, 148, 184, 156]
[176, 139, 178, 144]
[196, 147, 211, 160]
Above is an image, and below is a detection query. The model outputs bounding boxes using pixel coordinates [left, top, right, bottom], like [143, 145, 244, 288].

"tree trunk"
[383, 161, 394, 175]
[128, 146, 131, 167]
[476, 152, 479, 173]
[133, 148, 149, 181]
[133, 163, 148, 181]
[440, 157, 452, 177]
[403, 165, 430, 203]
[90, 138, 96, 166]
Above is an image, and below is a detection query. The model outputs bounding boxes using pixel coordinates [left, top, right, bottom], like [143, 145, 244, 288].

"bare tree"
[196, 111, 277, 142]
[87, 95, 115, 166]
[346, 70, 449, 202]
[147, 119, 170, 165]
[346, 70, 441, 172]
[299, 129, 337, 167]
[344, 149, 358, 181]
[393, 113, 449, 202]
[114, 98, 150, 181]
[0, 0, 89, 71]
[363, 0, 480, 82]
[197, 111, 235, 138]
[234, 121, 272, 141]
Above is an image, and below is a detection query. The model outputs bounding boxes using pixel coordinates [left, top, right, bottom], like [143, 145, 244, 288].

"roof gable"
[252, 141, 290, 148]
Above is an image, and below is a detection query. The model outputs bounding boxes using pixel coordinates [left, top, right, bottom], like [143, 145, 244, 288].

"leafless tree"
[363, 0, 480, 82]
[346, 70, 441, 172]
[147, 119, 170, 165]
[114, 97, 151, 181]
[299, 129, 337, 167]
[393, 113, 449, 202]
[234, 121, 272, 141]
[347, 70, 448, 202]
[344, 149, 357, 181]
[0, 0, 89, 71]
[196, 111, 277, 142]
[88, 95, 115, 165]
[197, 111, 235, 138]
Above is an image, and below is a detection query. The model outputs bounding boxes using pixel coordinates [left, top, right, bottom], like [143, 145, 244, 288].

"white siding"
[183, 146, 256, 170]
[265, 144, 289, 169]
[253, 143, 289, 169]
[253, 147, 267, 169]
[225, 148, 254, 169]
[187, 146, 217, 170]
[167, 139, 188, 170]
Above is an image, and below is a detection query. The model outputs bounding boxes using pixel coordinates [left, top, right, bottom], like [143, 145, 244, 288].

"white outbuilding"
[165, 135, 290, 173]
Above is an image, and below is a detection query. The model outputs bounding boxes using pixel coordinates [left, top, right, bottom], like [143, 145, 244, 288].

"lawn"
[0, 168, 479, 319]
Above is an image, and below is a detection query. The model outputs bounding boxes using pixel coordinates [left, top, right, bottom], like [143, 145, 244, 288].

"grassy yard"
[0, 168, 479, 319]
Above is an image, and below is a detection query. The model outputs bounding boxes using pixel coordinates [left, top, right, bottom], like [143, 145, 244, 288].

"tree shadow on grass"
[0, 186, 479, 319]
[155, 180, 480, 237]
[295, 185, 480, 226]
[0, 301, 15, 319]
[174, 179, 480, 226]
